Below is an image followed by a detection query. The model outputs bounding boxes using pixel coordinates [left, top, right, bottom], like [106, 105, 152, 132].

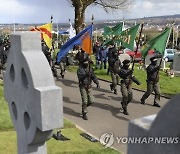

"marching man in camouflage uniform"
[140, 56, 161, 107]
[77, 61, 100, 120]
[119, 60, 140, 115]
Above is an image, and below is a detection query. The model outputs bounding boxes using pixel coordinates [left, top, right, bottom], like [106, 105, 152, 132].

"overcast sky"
[0, 0, 180, 24]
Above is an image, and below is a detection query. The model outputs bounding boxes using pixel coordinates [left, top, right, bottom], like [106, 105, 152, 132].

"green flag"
[103, 22, 123, 36]
[141, 28, 171, 58]
[114, 24, 140, 50]
[104, 24, 140, 50]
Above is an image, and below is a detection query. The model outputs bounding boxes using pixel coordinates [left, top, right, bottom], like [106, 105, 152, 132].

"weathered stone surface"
[3, 32, 63, 154]
[128, 94, 180, 154]
[173, 53, 180, 72]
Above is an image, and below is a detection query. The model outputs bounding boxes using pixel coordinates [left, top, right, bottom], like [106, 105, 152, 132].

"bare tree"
[68, 0, 133, 34]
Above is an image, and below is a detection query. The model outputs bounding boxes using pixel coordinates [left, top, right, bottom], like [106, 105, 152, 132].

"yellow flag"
[31, 23, 52, 49]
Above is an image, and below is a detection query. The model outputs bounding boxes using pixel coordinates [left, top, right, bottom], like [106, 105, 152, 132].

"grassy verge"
[0, 80, 119, 154]
[67, 64, 180, 97]
[0, 81, 14, 131]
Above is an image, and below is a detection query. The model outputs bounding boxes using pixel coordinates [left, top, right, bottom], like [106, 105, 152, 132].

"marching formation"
[0, 21, 172, 121]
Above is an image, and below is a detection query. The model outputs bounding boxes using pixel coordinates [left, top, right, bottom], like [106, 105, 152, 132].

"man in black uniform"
[140, 56, 161, 107]
[119, 60, 140, 115]
[107, 42, 117, 74]
[109, 51, 121, 94]
[77, 61, 100, 120]
[75, 47, 89, 68]
[42, 42, 51, 64]
[42, 42, 57, 77]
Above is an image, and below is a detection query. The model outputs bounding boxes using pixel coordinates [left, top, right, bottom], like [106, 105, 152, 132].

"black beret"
[150, 56, 157, 62]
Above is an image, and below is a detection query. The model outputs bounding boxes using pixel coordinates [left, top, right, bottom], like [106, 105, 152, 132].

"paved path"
[55, 71, 169, 154]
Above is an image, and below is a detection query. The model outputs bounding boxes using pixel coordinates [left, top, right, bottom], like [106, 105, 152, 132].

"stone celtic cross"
[3, 32, 63, 154]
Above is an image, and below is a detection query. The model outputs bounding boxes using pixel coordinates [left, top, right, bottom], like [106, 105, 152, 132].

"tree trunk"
[74, 5, 86, 34]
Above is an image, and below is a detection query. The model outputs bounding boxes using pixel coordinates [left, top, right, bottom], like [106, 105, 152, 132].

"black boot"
[123, 107, 129, 115]
[114, 89, 117, 95]
[140, 98, 145, 105]
[60, 72, 64, 79]
[87, 102, 92, 107]
[153, 103, 161, 107]
[110, 84, 113, 91]
[82, 113, 88, 120]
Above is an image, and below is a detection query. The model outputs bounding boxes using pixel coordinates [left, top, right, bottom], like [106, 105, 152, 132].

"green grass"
[0, 129, 119, 154]
[0, 80, 119, 154]
[47, 128, 118, 154]
[0, 80, 14, 131]
[67, 63, 180, 97]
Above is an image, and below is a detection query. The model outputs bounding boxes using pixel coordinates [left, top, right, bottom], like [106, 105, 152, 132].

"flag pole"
[90, 14, 94, 59]
[155, 26, 172, 81]
[176, 25, 179, 47]
[57, 20, 59, 49]
[86, 15, 94, 89]
[50, 15, 53, 50]
[50, 15, 53, 67]
[131, 23, 144, 72]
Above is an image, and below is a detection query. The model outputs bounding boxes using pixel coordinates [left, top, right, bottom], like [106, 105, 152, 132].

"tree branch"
[94, 0, 130, 11]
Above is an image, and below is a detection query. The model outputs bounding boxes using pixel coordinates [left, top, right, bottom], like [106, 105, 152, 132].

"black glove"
[155, 66, 160, 70]
[132, 76, 140, 85]
[128, 70, 133, 76]
[86, 71, 91, 76]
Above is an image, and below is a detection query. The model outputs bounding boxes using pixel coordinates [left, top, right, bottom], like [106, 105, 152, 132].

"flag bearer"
[77, 61, 100, 120]
[119, 60, 140, 115]
[140, 56, 161, 107]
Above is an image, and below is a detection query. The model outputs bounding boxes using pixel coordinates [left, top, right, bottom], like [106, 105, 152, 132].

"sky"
[0, 0, 180, 24]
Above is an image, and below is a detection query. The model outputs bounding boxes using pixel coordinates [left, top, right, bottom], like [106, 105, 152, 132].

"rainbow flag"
[57, 25, 93, 63]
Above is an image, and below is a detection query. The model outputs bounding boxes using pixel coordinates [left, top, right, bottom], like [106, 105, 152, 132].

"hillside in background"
[93, 14, 180, 29]
[0, 14, 180, 31]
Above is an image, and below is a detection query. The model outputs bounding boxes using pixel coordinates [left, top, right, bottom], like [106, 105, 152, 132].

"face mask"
[113, 53, 118, 58]
[83, 64, 88, 68]
[152, 61, 157, 65]
[124, 64, 130, 69]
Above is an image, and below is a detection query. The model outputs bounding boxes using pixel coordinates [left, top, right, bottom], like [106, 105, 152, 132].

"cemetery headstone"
[173, 53, 180, 74]
[3, 32, 63, 154]
[128, 94, 180, 154]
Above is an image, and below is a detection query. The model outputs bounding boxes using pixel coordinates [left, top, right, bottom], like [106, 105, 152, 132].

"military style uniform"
[141, 56, 161, 107]
[119, 60, 140, 115]
[59, 56, 67, 78]
[42, 43, 51, 64]
[77, 61, 99, 120]
[108, 51, 121, 94]
[75, 49, 89, 68]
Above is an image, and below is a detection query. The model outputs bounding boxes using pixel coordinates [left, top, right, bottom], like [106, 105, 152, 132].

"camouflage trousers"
[59, 62, 66, 76]
[121, 83, 132, 109]
[79, 86, 94, 114]
[141, 81, 161, 104]
[110, 72, 119, 91]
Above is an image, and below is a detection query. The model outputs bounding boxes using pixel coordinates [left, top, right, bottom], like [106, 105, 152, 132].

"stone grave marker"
[3, 32, 63, 154]
[128, 94, 180, 154]
[173, 53, 180, 72]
